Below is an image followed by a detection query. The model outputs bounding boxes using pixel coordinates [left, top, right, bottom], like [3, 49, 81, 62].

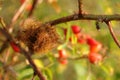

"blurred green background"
[0, 0, 120, 80]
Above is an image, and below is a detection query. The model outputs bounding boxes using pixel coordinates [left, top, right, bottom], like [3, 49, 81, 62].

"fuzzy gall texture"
[18, 19, 60, 53]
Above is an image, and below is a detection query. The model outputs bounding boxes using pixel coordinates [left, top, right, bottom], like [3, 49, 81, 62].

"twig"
[47, 14, 120, 26]
[0, 40, 9, 53]
[54, 53, 88, 60]
[9, 0, 29, 32]
[0, 0, 29, 53]
[28, 0, 38, 17]
[0, 17, 9, 53]
[31, 72, 36, 80]
[105, 21, 120, 48]
[0, 28, 46, 80]
[46, 13, 120, 48]
[1, 1, 45, 79]
[78, 0, 82, 14]
[0, 17, 6, 28]
[11, 0, 28, 23]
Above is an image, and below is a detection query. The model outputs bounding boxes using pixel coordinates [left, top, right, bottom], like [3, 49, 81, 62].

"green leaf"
[43, 68, 53, 80]
[74, 63, 87, 80]
[100, 64, 113, 75]
[66, 23, 71, 42]
[18, 68, 33, 80]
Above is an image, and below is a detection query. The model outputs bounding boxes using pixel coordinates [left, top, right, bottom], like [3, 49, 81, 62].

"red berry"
[58, 50, 67, 58]
[88, 53, 102, 64]
[10, 41, 20, 52]
[71, 25, 81, 34]
[20, 0, 25, 4]
[58, 49, 68, 65]
[87, 37, 98, 46]
[75, 32, 82, 38]
[90, 43, 102, 53]
[87, 37, 102, 52]
[76, 33, 86, 44]
[77, 38, 86, 44]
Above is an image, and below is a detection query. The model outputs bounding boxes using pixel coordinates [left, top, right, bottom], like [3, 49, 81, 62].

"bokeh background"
[0, 0, 120, 80]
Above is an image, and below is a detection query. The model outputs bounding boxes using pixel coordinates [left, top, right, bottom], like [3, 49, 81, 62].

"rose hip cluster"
[87, 36, 102, 64]
[58, 25, 103, 65]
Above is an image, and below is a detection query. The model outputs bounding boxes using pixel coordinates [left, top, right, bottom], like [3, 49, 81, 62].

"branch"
[12, 0, 28, 22]
[0, 17, 6, 28]
[47, 14, 120, 26]
[0, 40, 9, 53]
[0, 0, 28, 54]
[28, 0, 38, 17]
[105, 21, 120, 48]
[0, 28, 46, 80]
[11, 0, 29, 28]
[46, 13, 120, 48]
[78, 0, 82, 14]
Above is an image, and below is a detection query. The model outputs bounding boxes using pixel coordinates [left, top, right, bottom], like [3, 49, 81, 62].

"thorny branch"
[0, 17, 9, 53]
[0, 40, 8, 53]
[0, 0, 29, 53]
[46, 13, 120, 48]
[0, 0, 45, 79]
[47, 14, 120, 25]
[0, 28, 46, 80]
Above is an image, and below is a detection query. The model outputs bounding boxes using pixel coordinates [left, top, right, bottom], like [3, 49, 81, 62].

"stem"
[8, 0, 29, 33]
[0, 40, 9, 53]
[78, 0, 82, 14]
[0, 28, 46, 80]
[105, 21, 120, 48]
[28, 0, 38, 17]
[11, 0, 29, 25]
[47, 14, 120, 26]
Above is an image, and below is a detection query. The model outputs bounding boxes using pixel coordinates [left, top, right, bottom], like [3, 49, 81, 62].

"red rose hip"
[10, 41, 20, 52]
[87, 37, 98, 46]
[58, 59, 68, 65]
[88, 52, 102, 64]
[71, 25, 81, 34]
[58, 49, 67, 58]
[90, 43, 102, 53]
[58, 49, 68, 65]
[87, 37, 102, 52]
